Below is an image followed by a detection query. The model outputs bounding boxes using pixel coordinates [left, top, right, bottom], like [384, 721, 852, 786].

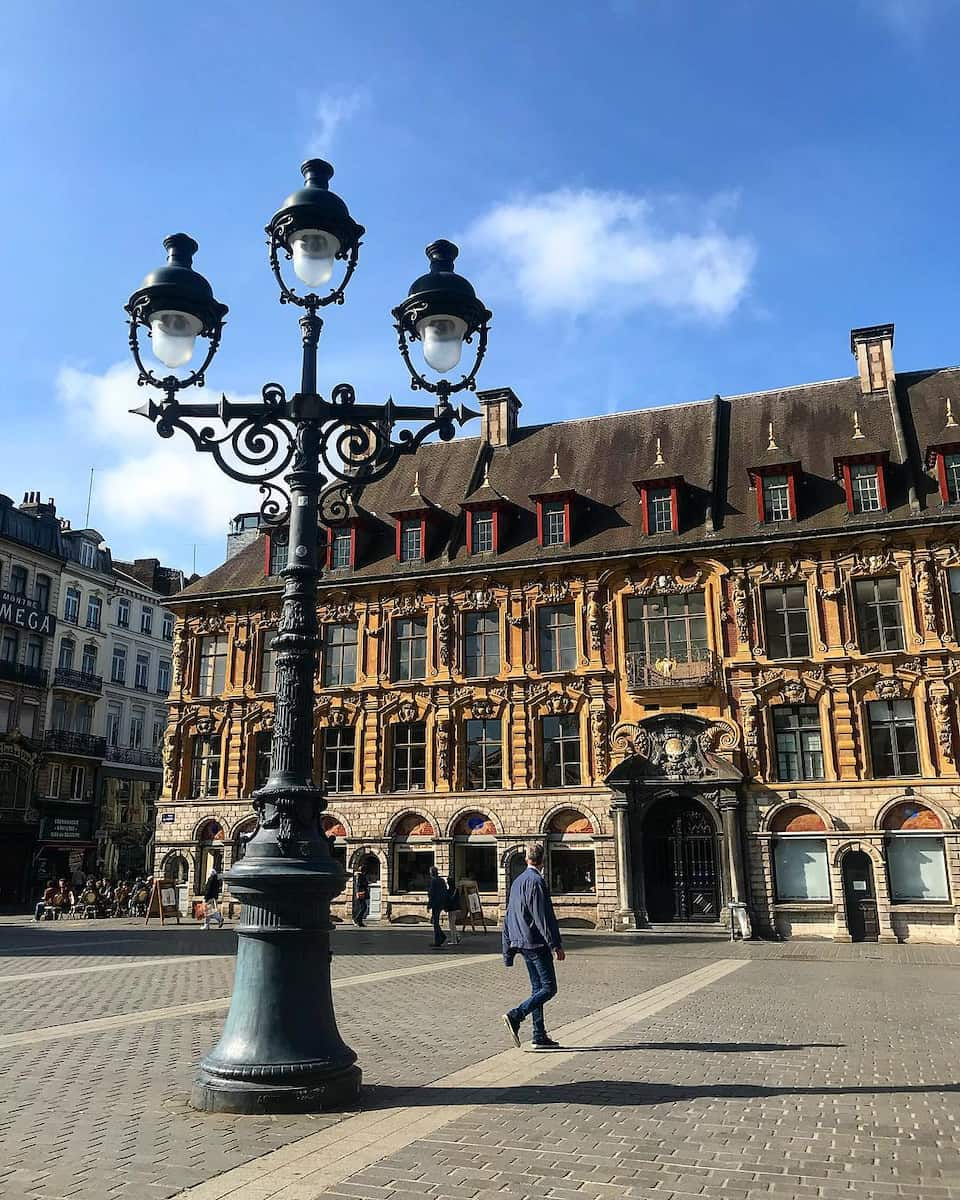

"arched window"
[0, 758, 31, 812]
[161, 853, 189, 884]
[452, 812, 497, 891]
[233, 816, 258, 863]
[321, 814, 348, 870]
[883, 802, 949, 902]
[392, 813, 434, 893]
[771, 806, 830, 901]
[546, 809, 596, 895]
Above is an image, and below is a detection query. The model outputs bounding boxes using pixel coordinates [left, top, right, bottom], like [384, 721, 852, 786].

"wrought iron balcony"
[53, 667, 103, 695]
[43, 729, 107, 758]
[625, 647, 719, 691]
[103, 745, 162, 769]
[0, 659, 47, 688]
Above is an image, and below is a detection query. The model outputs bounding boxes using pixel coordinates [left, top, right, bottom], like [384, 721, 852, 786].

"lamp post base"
[189, 836, 360, 1115]
[191, 1061, 362, 1115]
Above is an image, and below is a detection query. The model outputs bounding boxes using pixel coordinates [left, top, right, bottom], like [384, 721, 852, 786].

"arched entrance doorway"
[841, 850, 878, 943]
[642, 797, 719, 922]
[360, 853, 381, 921]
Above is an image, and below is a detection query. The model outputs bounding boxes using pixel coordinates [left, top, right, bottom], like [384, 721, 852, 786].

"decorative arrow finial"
[411, 470, 421, 498]
[550, 452, 561, 480]
[767, 422, 779, 452]
[852, 410, 865, 440]
[653, 436, 665, 467]
[947, 397, 958, 429]
[482, 461, 491, 487]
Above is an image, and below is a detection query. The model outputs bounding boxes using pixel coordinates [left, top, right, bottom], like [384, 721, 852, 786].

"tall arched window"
[392, 813, 434, 893]
[452, 812, 497, 891]
[546, 809, 596, 894]
[196, 819, 225, 889]
[883, 802, 949, 902]
[161, 853, 190, 884]
[771, 806, 830, 901]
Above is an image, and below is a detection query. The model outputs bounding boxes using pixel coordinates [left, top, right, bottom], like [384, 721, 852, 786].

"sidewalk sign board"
[145, 878, 181, 925]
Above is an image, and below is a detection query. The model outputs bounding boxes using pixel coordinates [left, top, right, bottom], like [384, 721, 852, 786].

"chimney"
[19, 491, 57, 518]
[850, 324, 894, 394]
[226, 512, 262, 560]
[477, 387, 521, 447]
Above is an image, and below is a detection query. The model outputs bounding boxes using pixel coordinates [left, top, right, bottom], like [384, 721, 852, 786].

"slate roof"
[175, 361, 960, 602]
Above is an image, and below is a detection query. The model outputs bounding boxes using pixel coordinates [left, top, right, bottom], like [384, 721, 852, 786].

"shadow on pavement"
[363, 1077, 960, 1110]
[541, 1041, 845, 1053]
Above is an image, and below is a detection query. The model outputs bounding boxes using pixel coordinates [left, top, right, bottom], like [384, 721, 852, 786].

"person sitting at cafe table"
[34, 881, 56, 920]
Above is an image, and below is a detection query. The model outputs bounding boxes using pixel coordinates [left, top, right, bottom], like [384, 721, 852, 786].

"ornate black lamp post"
[124, 160, 491, 1114]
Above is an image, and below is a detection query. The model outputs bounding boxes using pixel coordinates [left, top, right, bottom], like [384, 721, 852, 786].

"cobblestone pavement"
[0, 919, 959, 1200]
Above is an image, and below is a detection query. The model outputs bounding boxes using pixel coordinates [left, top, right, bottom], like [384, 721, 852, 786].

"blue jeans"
[508, 948, 557, 1041]
[430, 907, 446, 945]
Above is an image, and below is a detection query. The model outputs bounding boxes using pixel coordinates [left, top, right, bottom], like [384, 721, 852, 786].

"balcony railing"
[103, 745, 162, 769]
[625, 647, 719, 691]
[43, 729, 107, 758]
[53, 667, 103, 695]
[0, 659, 47, 688]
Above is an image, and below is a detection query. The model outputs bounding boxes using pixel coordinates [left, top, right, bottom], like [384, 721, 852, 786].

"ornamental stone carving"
[436, 723, 450, 781]
[436, 602, 453, 667]
[542, 692, 576, 715]
[874, 676, 903, 700]
[849, 546, 897, 575]
[534, 578, 571, 604]
[398, 700, 419, 724]
[590, 705, 608, 776]
[914, 560, 939, 636]
[629, 570, 704, 596]
[172, 625, 186, 687]
[460, 586, 496, 611]
[782, 679, 808, 704]
[587, 588, 607, 652]
[472, 698, 497, 720]
[730, 573, 750, 647]
[931, 689, 955, 763]
[394, 591, 425, 616]
[319, 601, 354, 623]
[198, 615, 225, 634]
[759, 559, 804, 584]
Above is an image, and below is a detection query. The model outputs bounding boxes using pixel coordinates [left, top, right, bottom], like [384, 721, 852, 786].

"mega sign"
[0, 591, 56, 637]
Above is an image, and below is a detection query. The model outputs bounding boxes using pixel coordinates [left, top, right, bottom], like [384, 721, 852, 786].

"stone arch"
[875, 793, 953, 832]
[321, 810, 353, 839]
[762, 797, 836, 834]
[446, 806, 504, 837]
[831, 839, 885, 869]
[539, 801, 602, 837]
[348, 844, 387, 873]
[499, 842, 528, 869]
[230, 813, 258, 839]
[193, 815, 228, 842]
[159, 850, 192, 884]
[385, 809, 440, 839]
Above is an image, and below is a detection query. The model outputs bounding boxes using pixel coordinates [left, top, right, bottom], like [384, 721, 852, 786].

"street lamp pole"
[124, 160, 491, 1113]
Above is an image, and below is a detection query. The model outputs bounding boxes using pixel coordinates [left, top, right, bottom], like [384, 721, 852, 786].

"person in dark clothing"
[426, 865, 448, 947]
[352, 868, 370, 927]
[501, 843, 565, 1050]
[202, 867, 224, 929]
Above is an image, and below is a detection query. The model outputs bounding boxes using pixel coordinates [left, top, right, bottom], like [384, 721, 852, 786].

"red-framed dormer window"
[933, 450, 960, 504]
[835, 453, 889, 515]
[542, 500, 567, 546]
[748, 463, 800, 525]
[633, 477, 681, 535]
[265, 530, 289, 576]
[325, 524, 356, 570]
[471, 509, 495, 552]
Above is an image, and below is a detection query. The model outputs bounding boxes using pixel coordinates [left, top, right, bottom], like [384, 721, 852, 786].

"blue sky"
[1, 0, 958, 575]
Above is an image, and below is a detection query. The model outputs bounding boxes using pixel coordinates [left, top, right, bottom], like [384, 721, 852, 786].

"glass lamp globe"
[416, 313, 467, 373]
[150, 310, 203, 369]
[290, 228, 341, 287]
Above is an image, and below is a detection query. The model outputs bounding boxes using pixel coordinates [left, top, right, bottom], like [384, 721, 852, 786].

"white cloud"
[464, 188, 756, 320]
[869, 0, 941, 43]
[308, 89, 369, 156]
[56, 363, 264, 538]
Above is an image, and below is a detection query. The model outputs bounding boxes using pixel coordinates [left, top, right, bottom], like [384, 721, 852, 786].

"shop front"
[36, 806, 97, 883]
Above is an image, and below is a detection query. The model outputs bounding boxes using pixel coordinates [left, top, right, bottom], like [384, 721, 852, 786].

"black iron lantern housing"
[125, 233, 228, 382]
[266, 159, 365, 306]
[393, 240, 491, 397]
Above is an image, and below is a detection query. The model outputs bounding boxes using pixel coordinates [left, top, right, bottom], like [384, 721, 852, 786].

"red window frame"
[395, 515, 427, 563]
[836, 456, 888, 514]
[748, 464, 800, 524]
[633, 478, 681, 535]
[324, 524, 357, 569]
[465, 507, 500, 555]
[531, 495, 574, 547]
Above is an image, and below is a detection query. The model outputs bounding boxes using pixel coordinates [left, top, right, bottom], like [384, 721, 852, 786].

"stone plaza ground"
[1, 919, 960, 1200]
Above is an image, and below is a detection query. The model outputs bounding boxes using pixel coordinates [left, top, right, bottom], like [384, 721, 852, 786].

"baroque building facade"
[156, 324, 960, 943]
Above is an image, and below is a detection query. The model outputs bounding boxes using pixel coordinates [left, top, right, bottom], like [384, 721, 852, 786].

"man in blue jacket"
[502, 843, 565, 1050]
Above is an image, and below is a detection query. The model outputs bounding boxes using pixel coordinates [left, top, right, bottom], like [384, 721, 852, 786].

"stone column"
[719, 789, 752, 938]
[611, 798, 637, 929]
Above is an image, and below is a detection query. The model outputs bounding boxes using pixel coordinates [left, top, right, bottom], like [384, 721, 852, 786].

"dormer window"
[543, 501, 566, 546]
[849, 464, 882, 513]
[633, 441, 681, 536]
[265, 530, 289, 576]
[399, 518, 423, 563]
[647, 488, 673, 533]
[762, 475, 791, 523]
[945, 454, 960, 504]
[925, 398, 960, 506]
[749, 424, 800, 525]
[471, 510, 494, 553]
[328, 525, 353, 570]
[530, 453, 577, 549]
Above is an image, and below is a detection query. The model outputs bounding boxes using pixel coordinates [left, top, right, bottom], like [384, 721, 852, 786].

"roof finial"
[947, 397, 958, 429]
[411, 470, 421, 498]
[653, 436, 665, 467]
[852, 410, 865, 440]
[482, 460, 491, 487]
[766, 422, 779, 452]
[550, 452, 561, 480]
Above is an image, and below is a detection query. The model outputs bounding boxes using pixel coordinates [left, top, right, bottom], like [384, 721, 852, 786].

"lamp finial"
[766, 422, 778, 452]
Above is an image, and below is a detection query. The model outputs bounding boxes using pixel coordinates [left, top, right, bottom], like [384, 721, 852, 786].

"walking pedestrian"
[445, 874, 462, 944]
[201, 866, 224, 929]
[352, 866, 370, 927]
[426, 865, 447, 948]
[501, 843, 565, 1050]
